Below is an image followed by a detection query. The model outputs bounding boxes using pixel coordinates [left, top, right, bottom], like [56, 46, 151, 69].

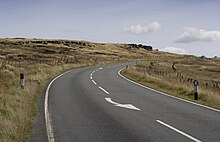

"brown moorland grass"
[0, 38, 152, 142]
[0, 63, 93, 142]
[122, 53, 220, 109]
[1, 38, 219, 141]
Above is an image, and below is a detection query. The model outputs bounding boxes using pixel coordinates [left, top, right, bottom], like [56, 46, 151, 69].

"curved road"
[32, 63, 220, 142]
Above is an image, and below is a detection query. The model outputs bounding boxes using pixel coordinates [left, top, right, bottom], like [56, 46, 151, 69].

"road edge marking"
[45, 69, 73, 142]
[156, 120, 201, 142]
[118, 68, 220, 113]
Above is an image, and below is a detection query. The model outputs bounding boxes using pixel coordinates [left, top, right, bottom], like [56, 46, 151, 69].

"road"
[31, 63, 220, 142]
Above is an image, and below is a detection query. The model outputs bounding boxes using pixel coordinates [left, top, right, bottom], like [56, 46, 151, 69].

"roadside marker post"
[193, 80, 199, 100]
[20, 73, 25, 89]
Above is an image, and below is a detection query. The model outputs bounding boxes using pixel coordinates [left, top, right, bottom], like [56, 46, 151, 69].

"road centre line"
[92, 80, 97, 85]
[156, 120, 201, 142]
[98, 86, 109, 94]
[95, 67, 103, 72]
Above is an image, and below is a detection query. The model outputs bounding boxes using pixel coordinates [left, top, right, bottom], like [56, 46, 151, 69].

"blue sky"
[0, 0, 220, 57]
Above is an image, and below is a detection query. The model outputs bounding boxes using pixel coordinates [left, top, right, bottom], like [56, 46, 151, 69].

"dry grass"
[1, 38, 219, 141]
[0, 63, 91, 142]
[122, 54, 220, 109]
[0, 38, 152, 142]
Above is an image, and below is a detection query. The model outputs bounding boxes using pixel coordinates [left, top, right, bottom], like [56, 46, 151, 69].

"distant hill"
[0, 38, 219, 142]
[0, 38, 154, 65]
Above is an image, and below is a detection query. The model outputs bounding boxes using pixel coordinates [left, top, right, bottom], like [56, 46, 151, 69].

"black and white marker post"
[20, 73, 25, 89]
[193, 80, 199, 100]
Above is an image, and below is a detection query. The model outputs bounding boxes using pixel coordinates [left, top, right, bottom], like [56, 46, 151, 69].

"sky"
[0, 0, 220, 57]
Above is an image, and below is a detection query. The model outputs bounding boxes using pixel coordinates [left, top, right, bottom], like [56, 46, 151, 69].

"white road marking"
[95, 67, 103, 72]
[90, 75, 93, 80]
[156, 120, 202, 142]
[45, 85, 55, 142]
[118, 68, 220, 113]
[105, 98, 140, 111]
[92, 80, 97, 85]
[45, 69, 75, 142]
[105, 97, 118, 105]
[99, 86, 109, 94]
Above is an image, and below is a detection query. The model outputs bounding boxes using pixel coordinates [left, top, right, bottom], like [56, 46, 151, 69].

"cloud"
[124, 21, 161, 35]
[161, 47, 186, 55]
[175, 27, 220, 43]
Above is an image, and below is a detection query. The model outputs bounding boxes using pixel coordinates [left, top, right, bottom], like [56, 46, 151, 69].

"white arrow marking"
[105, 98, 140, 111]
[105, 97, 118, 105]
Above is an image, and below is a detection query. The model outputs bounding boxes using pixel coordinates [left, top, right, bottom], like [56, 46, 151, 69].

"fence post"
[20, 73, 25, 89]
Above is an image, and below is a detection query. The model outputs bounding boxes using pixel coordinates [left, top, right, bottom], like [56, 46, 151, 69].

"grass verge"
[122, 66, 220, 109]
[0, 62, 101, 142]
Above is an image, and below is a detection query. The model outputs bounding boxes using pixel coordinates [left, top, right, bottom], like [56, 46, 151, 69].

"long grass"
[1, 38, 219, 141]
[0, 63, 89, 142]
[122, 64, 220, 109]
[0, 38, 151, 142]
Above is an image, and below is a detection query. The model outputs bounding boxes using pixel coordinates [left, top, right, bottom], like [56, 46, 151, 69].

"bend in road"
[44, 63, 220, 142]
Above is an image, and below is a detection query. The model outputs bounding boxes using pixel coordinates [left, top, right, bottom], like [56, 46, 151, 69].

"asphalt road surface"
[30, 63, 220, 142]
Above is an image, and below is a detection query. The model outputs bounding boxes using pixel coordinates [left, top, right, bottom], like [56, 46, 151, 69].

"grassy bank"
[0, 63, 95, 142]
[1, 38, 219, 141]
[0, 38, 154, 141]
[122, 60, 220, 109]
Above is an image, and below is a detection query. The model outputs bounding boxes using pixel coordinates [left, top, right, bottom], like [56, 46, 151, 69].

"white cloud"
[124, 21, 161, 34]
[161, 47, 186, 55]
[175, 27, 220, 43]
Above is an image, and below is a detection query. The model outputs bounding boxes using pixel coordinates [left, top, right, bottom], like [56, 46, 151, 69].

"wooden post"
[20, 73, 25, 89]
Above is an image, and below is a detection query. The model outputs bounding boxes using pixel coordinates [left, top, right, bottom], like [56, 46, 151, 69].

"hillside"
[0, 38, 153, 142]
[0, 38, 219, 142]
[0, 38, 152, 65]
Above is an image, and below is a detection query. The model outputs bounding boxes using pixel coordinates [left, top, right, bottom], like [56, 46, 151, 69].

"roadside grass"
[122, 64, 220, 109]
[0, 63, 91, 142]
[1, 38, 219, 141]
[0, 38, 151, 142]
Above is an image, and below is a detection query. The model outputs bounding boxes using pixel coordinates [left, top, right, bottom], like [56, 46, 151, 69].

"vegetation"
[0, 38, 219, 141]
[0, 38, 152, 142]
[122, 53, 220, 109]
